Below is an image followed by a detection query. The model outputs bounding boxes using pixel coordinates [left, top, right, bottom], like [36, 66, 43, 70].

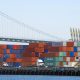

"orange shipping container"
[67, 42, 74, 47]
[6, 58, 16, 62]
[66, 47, 74, 51]
[9, 54, 16, 58]
[35, 48, 44, 52]
[38, 43, 46, 47]
[74, 52, 78, 57]
[6, 49, 10, 54]
[62, 47, 67, 52]
[15, 58, 23, 62]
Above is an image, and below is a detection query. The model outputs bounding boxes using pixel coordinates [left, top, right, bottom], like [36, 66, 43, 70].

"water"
[0, 75, 80, 80]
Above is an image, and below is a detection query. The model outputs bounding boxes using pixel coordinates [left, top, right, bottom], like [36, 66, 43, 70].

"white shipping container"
[74, 42, 77, 46]
[75, 57, 79, 61]
[66, 57, 70, 61]
[68, 62, 77, 67]
[63, 42, 66, 46]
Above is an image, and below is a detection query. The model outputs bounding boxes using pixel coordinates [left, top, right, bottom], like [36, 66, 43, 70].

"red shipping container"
[0, 49, 4, 54]
[66, 52, 70, 56]
[0, 45, 7, 49]
[0, 54, 3, 58]
[63, 57, 66, 61]
[48, 47, 59, 52]
[59, 47, 63, 51]
[22, 57, 38, 62]
[21, 62, 36, 67]
[40, 53, 47, 57]
[54, 52, 59, 57]
[59, 62, 63, 67]
[23, 47, 35, 53]
[32, 52, 36, 57]
[6, 49, 10, 54]
[70, 57, 75, 62]
[67, 42, 74, 47]
[22, 53, 35, 57]
[44, 45, 51, 49]
[13, 45, 21, 49]
[40, 53, 55, 57]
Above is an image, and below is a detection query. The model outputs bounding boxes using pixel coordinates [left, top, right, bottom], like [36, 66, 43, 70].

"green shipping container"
[77, 42, 80, 46]
[63, 62, 67, 65]
[59, 52, 63, 56]
[59, 52, 66, 56]
[45, 62, 59, 66]
[59, 57, 63, 61]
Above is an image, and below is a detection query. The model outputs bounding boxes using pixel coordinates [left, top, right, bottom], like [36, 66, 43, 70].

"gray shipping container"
[52, 42, 63, 46]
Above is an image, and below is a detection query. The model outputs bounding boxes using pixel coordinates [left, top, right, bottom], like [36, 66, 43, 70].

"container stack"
[0, 41, 80, 67]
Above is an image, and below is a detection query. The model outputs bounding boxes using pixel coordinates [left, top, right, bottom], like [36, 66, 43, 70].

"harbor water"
[0, 75, 80, 80]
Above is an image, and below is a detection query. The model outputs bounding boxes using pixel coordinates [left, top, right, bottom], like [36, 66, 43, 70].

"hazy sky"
[0, 0, 80, 41]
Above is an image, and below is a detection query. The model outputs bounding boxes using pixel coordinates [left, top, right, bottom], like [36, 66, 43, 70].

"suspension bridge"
[0, 11, 64, 43]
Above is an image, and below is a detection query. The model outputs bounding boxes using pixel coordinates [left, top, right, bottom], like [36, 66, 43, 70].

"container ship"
[0, 28, 80, 76]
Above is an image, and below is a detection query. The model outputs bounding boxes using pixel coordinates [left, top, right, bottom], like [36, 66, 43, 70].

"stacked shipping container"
[0, 41, 80, 67]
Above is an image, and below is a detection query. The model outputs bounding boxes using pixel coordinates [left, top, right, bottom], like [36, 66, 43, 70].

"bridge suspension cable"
[0, 11, 64, 41]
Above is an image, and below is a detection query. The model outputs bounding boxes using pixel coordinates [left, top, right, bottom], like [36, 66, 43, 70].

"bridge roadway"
[0, 38, 52, 43]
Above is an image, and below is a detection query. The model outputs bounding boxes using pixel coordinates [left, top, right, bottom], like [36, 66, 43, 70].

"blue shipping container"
[70, 52, 74, 57]
[74, 47, 77, 52]
[4, 54, 10, 58]
[7, 45, 13, 49]
[10, 49, 21, 54]
[35, 52, 39, 57]
[3, 49, 7, 54]
[14, 62, 21, 67]
[16, 53, 22, 58]
[44, 49, 48, 53]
